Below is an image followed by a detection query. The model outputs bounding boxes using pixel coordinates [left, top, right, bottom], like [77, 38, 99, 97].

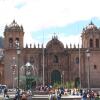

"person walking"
[89, 91, 95, 100]
[82, 91, 87, 100]
[57, 93, 61, 100]
[21, 91, 27, 100]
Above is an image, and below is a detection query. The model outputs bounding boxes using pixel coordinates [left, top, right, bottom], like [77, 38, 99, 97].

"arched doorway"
[75, 77, 80, 88]
[51, 70, 61, 85]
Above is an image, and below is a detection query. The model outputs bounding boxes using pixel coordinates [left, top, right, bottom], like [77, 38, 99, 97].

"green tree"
[65, 81, 74, 89]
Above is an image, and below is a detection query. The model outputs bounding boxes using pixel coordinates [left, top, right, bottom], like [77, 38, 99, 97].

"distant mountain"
[0, 37, 4, 48]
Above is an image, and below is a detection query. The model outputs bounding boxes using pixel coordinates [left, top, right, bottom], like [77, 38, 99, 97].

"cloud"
[0, 0, 100, 46]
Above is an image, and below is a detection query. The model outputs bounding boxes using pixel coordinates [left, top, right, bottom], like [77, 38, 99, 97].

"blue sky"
[0, 0, 100, 47]
[31, 17, 100, 47]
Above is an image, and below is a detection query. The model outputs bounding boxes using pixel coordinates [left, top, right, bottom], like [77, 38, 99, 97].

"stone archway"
[51, 70, 61, 85]
[75, 77, 80, 88]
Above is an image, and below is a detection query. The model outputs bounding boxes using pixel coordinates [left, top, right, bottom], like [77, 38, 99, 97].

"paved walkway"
[0, 93, 82, 99]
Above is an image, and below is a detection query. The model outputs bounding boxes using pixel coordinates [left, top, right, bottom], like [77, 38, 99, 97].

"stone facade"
[0, 20, 100, 88]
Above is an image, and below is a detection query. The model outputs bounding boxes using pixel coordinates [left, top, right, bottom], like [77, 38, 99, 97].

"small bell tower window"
[96, 39, 99, 48]
[9, 38, 13, 47]
[15, 38, 19, 48]
[90, 39, 93, 48]
[16, 38, 19, 42]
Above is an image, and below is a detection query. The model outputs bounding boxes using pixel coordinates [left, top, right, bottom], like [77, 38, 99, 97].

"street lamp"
[11, 64, 16, 89]
[11, 57, 16, 89]
[86, 49, 91, 89]
[15, 40, 21, 100]
[62, 71, 64, 84]
[61, 74, 62, 86]
[42, 43, 45, 87]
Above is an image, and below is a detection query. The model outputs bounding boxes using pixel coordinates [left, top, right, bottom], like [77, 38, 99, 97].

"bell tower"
[3, 20, 24, 87]
[81, 22, 100, 49]
[4, 20, 24, 49]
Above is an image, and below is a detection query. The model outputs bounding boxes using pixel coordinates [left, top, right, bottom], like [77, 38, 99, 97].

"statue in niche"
[53, 55, 58, 63]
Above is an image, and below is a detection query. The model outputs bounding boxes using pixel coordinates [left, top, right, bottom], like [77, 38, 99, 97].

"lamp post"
[62, 71, 64, 84]
[11, 57, 16, 89]
[42, 33, 45, 87]
[11, 64, 16, 89]
[42, 45, 45, 87]
[86, 49, 90, 89]
[79, 46, 81, 88]
[15, 40, 21, 100]
[61, 74, 62, 86]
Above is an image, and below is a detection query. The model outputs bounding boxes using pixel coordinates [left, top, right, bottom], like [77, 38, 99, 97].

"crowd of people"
[2, 85, 100, 100]
[48, 88, 100, 100]
[82, 89, 100, 100]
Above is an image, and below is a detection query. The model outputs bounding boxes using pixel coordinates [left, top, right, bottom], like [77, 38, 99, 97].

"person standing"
[4, 88, 8, 97]
[89, 91, 95, 100]
[82, 91, 87, 100]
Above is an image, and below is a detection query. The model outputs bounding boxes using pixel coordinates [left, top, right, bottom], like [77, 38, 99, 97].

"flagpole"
[77, 22, 81, 88]
[79, 43, 81, 88]
[43, 33, 45, 87]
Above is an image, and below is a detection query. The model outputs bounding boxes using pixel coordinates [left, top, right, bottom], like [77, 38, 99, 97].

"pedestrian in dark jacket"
[4, 88, 8, 97]
[82, 91, 87, 100]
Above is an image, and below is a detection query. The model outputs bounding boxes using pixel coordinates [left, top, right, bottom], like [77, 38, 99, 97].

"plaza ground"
[0, 88, 100, 100]
[0, 94, 82, 100]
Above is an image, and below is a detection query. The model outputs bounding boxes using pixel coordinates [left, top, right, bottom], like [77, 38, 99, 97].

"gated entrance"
[51, 70, 61, 85]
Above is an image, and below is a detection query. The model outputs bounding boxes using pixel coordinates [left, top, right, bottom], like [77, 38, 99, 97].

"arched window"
[15, 38, 19, 47]
[96, 39, 99, 48]
[76, 57, 79, 64]
[90, 39, 93, 48]
[16, 38, 19, 42]
[9, 38, 13, 47]
[94, 65, 97, 69]
[53, 55, 58, 63]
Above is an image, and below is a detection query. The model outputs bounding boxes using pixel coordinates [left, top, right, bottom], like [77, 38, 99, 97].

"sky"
[1, 0, 100, 48]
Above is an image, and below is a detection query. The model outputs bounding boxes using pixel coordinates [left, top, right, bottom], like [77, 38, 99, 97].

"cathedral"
[0, 20, 100, 88]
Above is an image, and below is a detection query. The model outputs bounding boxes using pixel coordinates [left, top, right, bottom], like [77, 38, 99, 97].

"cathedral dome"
[4, 20, 23, 32]
[46, 35, 64, 52]
[82, 21, 97, 33]
[86, 21, 97, 29]
[9, 20, 19, 27]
